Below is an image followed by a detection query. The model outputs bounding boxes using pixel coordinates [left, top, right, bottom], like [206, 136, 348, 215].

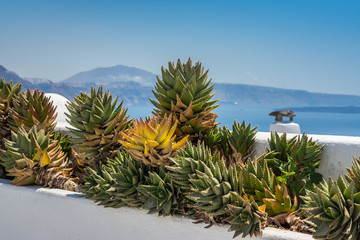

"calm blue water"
[127, 103, 360, 137]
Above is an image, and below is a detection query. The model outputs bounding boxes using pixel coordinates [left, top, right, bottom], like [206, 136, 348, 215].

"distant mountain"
[61, 65, 156, 87]
[285, 106, 360, 114]
[2, 64, 360, 108]
[213, 83, 360, 106]
[24, 77, 52, 85]
[0, 65, 154, 104]
[0, 65, 34, 89]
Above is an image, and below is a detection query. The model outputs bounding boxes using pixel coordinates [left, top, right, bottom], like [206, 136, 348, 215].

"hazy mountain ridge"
[286, 106, 360, 114]
[0, 65, 154, 104]
[214, 83, 360, 106]
[61, 65, 156, 87]
[1, 64, 360, 107]
[0, 65, 34, 89]
[24, 77, 52, 84]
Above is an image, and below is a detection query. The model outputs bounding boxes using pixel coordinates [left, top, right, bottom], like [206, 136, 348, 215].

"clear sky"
[1, 0, 359, 95]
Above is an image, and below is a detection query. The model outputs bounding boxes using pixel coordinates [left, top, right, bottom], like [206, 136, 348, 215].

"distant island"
[1, 64, 360, 107]
[281, 106, 360, 114]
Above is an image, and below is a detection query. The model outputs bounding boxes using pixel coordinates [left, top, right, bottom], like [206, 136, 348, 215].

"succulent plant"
[183, 153, 295, 220]
[0, 78, 21, 177]
[264, 132, 324, 195]
[267, 132, 296, 164]
[9, 89, 57, 133]
[262, 183, 298, 216]
[119, 115, 188, 168]
[203, 121, 257, 165]
[83, 151, 149, 208]
[242, 159, 298, 216]
[167, 142, 221, 192]
[0, 78, 21, 139]
[186, 157, 243, 218]
[202, 126, 221, 151]
[83, 163, 122, 208]
[177, 141, 220, 163]
[221, 121, 257, 165]
[166, 143, 226, 218]
[177, 152, 244, 223]
[111, 155, 150, 208]
[345, 156, 360, 191]
[225, 121, 257, 161]
[0, 126, 79, 191]
[167, 156, 208, 199]
[302, 177, 360, 240]
[137, 167, 184, 216]
[84, 151, 183, 215]
[226, 192, 267, 238]
[66, 86, 131, 167]
[51, 130, 72, 153]
[150, 58, 219, 142]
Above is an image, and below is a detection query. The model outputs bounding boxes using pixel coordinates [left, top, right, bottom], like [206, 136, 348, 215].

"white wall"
[0, 179, 312, 240]
[45, 93, 72, 131]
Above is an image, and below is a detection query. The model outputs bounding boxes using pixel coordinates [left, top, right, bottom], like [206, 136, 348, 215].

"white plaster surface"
[269, 122, 301, 134]
[254, 132, 360, 180]
[0, 179, 312, 240]
[45, 93, 72, 130]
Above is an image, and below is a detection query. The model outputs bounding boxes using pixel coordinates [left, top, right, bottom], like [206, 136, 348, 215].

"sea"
[127, 103, 360, 137]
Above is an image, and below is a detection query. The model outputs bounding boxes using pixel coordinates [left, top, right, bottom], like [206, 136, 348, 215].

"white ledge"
[0, 179, 312, 240]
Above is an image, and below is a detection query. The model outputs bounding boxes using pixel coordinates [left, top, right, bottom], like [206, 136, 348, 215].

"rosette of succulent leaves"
[262, 132, 324, 196]
[0, 78, 21, 178]
[203, 120, 257, 165]
[302, 157, 360, 240]
[118, 114, 188, 168]
[150, 58, 219, 143]
[0, 126, 79, 191]
[65, 86, 131, 169]
[0, 79, 21, 142]
[83, 150, 185, 216]
[0, 84, 77, 185]
[84, 151, 149, 208]
[9, 89, 57, 134]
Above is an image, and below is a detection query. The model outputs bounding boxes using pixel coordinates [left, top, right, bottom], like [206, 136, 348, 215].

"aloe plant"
[302, 177, 360, 240]
[83, 151, 149, 208]
[242, 158, 298, 216]
[264, 132, 324, 195]
[137, 167, 184, 216]
[203, 121, 257, 165]
[226, 192, 267, 238]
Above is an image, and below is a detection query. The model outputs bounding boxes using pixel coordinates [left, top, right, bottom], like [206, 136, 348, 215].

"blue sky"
[1, 0, 359, 94]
